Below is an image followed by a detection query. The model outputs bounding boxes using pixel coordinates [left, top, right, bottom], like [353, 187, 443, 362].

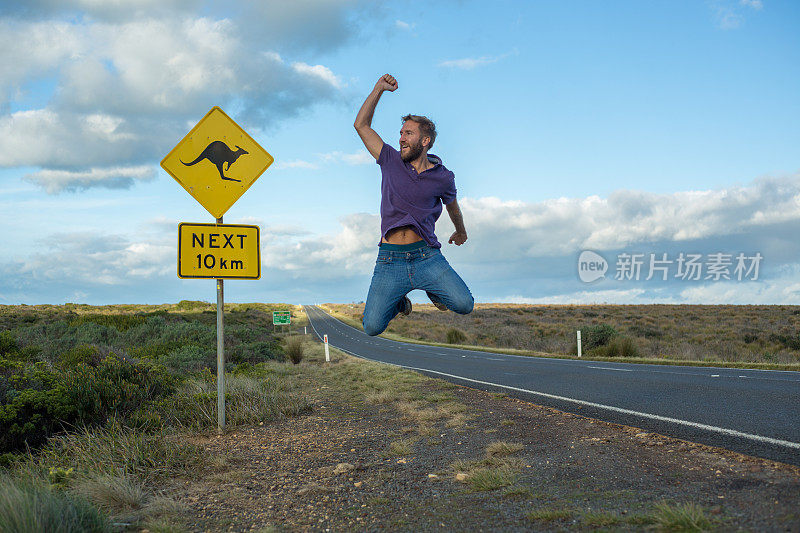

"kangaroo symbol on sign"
[181, 141, 248, 182]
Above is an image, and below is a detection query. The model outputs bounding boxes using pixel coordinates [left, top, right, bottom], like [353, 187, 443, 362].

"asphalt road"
[304, 305, 800, 467]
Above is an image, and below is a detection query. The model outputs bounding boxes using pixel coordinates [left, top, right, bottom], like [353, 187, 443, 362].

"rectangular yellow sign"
[178, 223, 260, 279]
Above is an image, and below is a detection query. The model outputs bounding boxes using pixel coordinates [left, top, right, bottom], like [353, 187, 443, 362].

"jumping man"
[354, 73, 474, 336]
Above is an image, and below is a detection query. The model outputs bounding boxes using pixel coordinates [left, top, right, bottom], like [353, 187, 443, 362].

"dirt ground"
[169, 355, 800, 532]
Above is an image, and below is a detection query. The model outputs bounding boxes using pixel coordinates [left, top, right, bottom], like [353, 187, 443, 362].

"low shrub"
[595, 337, 639, 358]
[0, 476, 110, 533]
[769, 332, 800, 350]
[285, 337, 304, 364]
[37, 423, 205, 484]
[174, 300, 210, 311]
[69, 314, 147, 332]
[59, 344, 104, 367]
[446, 328, 467, 344]
[0, 331, 18, 355]
[583, 324, 617, 350]
[229, 340, 284, 365]
[162, 371, 311, 430]
[0, 355, 175, 454]
[160, 345, 213, 373]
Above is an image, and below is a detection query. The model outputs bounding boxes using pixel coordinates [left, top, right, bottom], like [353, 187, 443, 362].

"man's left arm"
[445, 199, 468, 245]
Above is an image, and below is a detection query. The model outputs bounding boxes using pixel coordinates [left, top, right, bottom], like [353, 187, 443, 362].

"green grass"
[31, 423, 207, 484]
[465, 466, 518, 492]
[582, 510, 621, 527]
[0, 476, 111, 532]
[486, 441, 524, 457]
[163, 370, 312, 429]
[527, 507, 573, 522]
[649, 501, 714, 532]
[383, 439, 414, 457]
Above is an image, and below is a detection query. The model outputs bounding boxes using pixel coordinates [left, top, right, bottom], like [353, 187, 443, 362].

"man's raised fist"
[376, 74, 398, 92]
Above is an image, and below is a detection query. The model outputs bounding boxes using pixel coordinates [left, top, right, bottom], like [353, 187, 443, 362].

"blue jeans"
[362, 243, 474, 336]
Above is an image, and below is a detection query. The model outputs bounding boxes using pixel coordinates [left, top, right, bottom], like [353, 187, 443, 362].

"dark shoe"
[400, 296, 412, 316]
[427, 292, 448, 311]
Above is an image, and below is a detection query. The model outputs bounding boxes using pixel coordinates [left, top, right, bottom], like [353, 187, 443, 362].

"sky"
[1, 0, 799, 306]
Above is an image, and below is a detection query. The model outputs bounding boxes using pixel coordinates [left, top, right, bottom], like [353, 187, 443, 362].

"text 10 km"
[196, 254, 244, 270]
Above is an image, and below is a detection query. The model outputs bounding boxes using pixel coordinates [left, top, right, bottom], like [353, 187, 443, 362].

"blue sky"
[1, 0, 799, 305]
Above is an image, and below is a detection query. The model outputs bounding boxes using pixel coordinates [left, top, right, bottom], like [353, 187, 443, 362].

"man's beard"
[400, 139, 424, 162]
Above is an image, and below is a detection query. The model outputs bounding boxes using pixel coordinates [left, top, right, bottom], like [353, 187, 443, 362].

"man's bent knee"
[362, 316, 386, 336]
[451, 294, 474, 315]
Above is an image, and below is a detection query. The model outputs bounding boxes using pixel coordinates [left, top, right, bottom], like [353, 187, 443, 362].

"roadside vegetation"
[0, 302, 792, 531]
[0, 301, 306, 531]
[324, 303, 800, 368]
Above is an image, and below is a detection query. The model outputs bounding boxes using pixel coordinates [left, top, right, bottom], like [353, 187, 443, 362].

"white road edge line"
[306, 307, 800, 451]
[588, 366, 633, 372]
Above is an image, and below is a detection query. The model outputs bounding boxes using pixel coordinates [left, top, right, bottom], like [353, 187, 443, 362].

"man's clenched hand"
[448, 231, 468, 246]
[375, 74, 398, 93]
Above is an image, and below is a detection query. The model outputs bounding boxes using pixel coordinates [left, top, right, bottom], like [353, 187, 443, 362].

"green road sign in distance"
[273, 311, 291, 325]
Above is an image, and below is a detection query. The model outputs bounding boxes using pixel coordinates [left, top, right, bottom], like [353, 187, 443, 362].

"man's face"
[399, 121, 427, 162]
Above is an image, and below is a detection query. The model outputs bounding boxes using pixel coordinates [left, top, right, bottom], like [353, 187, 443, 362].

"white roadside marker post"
[324, 334, 330, 362]
[577, 330, 582, 358]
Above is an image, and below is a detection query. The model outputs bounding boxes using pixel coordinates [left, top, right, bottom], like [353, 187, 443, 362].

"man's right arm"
[354, 74, 398, 160]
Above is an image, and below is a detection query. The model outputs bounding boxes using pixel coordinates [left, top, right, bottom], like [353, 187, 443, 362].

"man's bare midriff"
[381, 225, 423, 244]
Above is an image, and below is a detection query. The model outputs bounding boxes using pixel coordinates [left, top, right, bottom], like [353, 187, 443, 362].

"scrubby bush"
[447, 328, 468, 344]
[229, 341, 284, 365]
[162, 371, 311, 429]
[0, 477, 110, 533]
[69, 314, 147, 332]
[59, 344, 104, 368]
[174, 300, 210, 311]
[1, 307, 289, 455]
[595, 337, 639, 358]
[160, 345, 213, 373]
[0, 355, 175, 454]
[583, 324, 617, 350]
[285, 337, 304, 364]
[769, 331, 800, 350]
[0, 331, 18, 355]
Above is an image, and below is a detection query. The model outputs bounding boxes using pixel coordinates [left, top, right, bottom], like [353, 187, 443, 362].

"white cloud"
[274, 150, 373, 171]
[23, 165, 156, 193]
[319, 150, 373, 165]
[494, 288, 653, 305]
[437, 56, 501, 70]
[710, 0, 762, 29]
[0, 20, 88, 102]
[444, 174, 800, 261]
[4, 172, 800, 305]
[291, 62, 344, 89]
[273, 160, 319, 171]
[261, 213, 379, 275]
[0, 5, 368, 187]
[437, 49, 518, 70]
[1, 0, 200, 20]
[395, 20, 413, 30]
[740, 0, 763, 10]
[10, 232, 173, 286]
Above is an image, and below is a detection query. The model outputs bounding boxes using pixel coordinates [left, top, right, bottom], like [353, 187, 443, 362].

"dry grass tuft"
[486, 441, 524, 457]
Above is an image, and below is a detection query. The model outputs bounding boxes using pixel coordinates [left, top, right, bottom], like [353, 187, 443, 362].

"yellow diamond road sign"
[161, 107, 274, 219]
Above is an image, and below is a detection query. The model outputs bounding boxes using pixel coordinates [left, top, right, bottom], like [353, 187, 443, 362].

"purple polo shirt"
[377, 142, 457, 248]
